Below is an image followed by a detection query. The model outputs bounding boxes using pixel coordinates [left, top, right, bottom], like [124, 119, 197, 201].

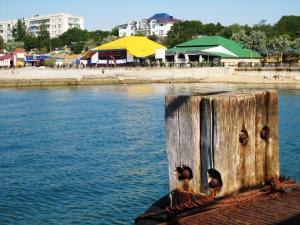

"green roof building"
[166, 36, 262, 66]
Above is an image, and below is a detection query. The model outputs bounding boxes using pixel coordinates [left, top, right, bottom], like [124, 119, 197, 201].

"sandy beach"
[0, 66, 300, 87]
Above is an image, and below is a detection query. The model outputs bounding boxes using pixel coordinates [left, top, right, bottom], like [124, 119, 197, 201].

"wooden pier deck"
[162, 190, 300, 225]
[136, 182, 300, 225]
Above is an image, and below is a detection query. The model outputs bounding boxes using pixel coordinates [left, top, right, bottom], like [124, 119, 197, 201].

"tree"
[37, 23, 50, 42]
[267, 35, 290, 55]
[0, 36, 4, 51]
[72, 42, 85, 54]
[217, 23, 245, 38]
[247, 31, 267, 53]
[12, 18, 27, 42]
[4, 41, 24, 52]
[101, 35, 118, 45]
[44, 58, 56, 67]
[166, 20, 203, 47]
[274, 16, 300, 38]
[253, 20, 274, 37]
[59, 28, 90, 46]
[148, 34, 158, 42]
[202, 22, 223, 36]
[232, 30, 248, 47]
[24, 34, 38, 51]
[111, 27, 119, 36]
[89, 30, 111, 45]
[290, 38, 300, 55]
[84, 39, 97, 51]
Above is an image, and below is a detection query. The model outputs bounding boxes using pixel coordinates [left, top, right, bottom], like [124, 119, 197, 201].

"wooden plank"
[165, 96, 180, 192]
[177, 96, 202, 193]
[200, 97, 213, 194]
[266, 91, 279, 179]
[253, 91, 268, 185]
[235, 94, 256, 191]
[212, 94, 240, 195]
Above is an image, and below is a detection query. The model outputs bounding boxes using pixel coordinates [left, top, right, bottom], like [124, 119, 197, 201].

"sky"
[0, 0, 299, 31]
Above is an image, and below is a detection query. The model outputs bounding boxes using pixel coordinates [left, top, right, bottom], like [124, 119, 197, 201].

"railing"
[237, 62, 300, 68]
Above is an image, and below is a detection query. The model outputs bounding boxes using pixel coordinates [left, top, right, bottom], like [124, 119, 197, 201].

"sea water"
[0, 83, 299, 225]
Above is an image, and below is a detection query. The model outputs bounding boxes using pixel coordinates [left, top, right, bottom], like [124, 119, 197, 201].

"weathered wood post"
[165, 91, 279, 200]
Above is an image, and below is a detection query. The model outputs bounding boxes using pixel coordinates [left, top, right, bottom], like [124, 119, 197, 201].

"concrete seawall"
[0, 67, 300, 87]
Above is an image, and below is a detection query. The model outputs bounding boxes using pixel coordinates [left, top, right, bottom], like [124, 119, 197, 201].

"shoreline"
[1, 67, 300, 87]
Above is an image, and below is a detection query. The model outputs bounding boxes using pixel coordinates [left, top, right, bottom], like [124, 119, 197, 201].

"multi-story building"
[0, 13, 84, 43]
[118, 13, 180, 38]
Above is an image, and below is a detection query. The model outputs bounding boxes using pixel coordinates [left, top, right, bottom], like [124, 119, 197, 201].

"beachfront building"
[0, 13, 84, 43]
[0, 48, 26, 68]
[82, 36, 166, 65]
[0, 54, 13, 67]
[12, 48, 26, 66]
[166, 36, 261, 66]
[118, 13, 180, 38]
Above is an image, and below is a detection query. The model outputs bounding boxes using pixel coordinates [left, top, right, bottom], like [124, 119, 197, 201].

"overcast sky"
[0, 0, 299, 31]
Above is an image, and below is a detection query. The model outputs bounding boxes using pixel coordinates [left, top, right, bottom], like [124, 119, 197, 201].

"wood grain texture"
[165, 91, 279, 198]
[165, 96, 202, 193]
[253, 91, 268, 185]
[200, 97, 214, 194]
[165, 96, 180, 192]
[266, 91, 279, 179]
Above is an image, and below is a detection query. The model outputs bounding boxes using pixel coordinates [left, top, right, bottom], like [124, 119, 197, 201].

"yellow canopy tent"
[90, 36, 166, 58]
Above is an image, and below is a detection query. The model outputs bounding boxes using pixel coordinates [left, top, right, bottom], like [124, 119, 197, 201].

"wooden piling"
[165, 90, 279, 199]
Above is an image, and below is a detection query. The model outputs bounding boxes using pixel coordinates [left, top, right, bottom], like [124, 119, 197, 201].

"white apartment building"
[118, 13, 180, 38]
[0, 13, 84, 42]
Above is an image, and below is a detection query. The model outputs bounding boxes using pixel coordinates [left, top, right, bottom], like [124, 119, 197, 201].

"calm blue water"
[0, 83, 299, 225]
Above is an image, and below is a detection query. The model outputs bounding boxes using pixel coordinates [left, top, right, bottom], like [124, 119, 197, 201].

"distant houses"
[0, 36, 262, 68]
[0, 13, 84, 43]
[81, 35, 262, 67]
[166, 36, 261, 66]
[117, 13, 180, 37]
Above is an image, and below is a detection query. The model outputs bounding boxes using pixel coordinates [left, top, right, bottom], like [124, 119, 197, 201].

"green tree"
[24, 34, 38, 51]
[89, 30, 111, 45]
[274, 16, 300, 38]
[148, 34, 158, 42]
[290, 38, 300, 55]
[36, 23, 50, 50]
[231, 30, 248, 47]
[111, 27, 119, 36]
[12, 18, 27, 42]
[44, 58, 56, 67]
[253, 20, 274, 37]
[39, 47, 48, 54]
[4, 41, 24, 52]
[37, 23, 50, 42]
[84, 39, 97, 51]
[0, 36, 4, 51]
[267, 35, 290, 55]
[247, 31, 267, 53]
[59, 28, 90, 46]
[101, 35, 118, 45]
[72, 42, 85, 54]
[166, 20, 203, 47]
[202, 22, 223, 36]
[218, 23, 244, 38]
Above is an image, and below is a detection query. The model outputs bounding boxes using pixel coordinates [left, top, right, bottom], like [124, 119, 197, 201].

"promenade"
[0, 67, 300, 87]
